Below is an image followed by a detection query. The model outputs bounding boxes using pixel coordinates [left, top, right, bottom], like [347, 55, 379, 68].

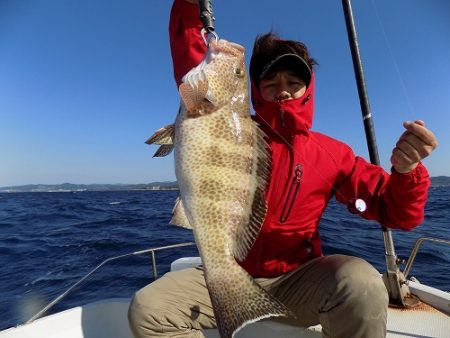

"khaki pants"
[128, 255, 388, 338]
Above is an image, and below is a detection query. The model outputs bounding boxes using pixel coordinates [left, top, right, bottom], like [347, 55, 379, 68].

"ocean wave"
[0, 189, 448, 331]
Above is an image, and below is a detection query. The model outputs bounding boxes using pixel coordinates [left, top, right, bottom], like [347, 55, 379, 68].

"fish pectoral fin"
[145, 124, 176, 157]
[170, 198, 192, 229]
[145, 124, 175, 145]
[152, 145, 174, 157]
[233, 124, 271, 262]
[179, 78, 209, 113]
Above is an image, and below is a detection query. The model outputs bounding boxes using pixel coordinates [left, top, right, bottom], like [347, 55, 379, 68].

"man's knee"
[128, 288, 164, 337]
[128, 275, 182, 337]
[127, 269, 212, 338]
[337, 256, 387, 292]
[319, 256, 388, 337]
[331, 255, 388, 313]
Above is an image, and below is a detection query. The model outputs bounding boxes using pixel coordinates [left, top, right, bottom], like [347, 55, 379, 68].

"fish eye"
[234, 67, 244, 78]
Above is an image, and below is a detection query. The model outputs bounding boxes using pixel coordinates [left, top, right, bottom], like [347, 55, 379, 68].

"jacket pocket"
[279, 164, 303, 223]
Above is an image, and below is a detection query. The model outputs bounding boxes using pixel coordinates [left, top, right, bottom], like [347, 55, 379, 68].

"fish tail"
[206, 263, 294, 338]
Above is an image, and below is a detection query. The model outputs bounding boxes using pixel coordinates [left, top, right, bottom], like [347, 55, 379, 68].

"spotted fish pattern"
[147, 39, 293, 338]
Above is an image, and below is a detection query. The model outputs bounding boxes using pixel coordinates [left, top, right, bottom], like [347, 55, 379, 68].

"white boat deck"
[1, 257, 448, 338]
[0, 296, 448, 338]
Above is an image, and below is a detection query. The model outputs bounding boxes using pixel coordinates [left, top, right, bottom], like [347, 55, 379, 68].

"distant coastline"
[1, 176, 449, 193]
[429, 176, 450, 187]
[0, 182, 179, 193]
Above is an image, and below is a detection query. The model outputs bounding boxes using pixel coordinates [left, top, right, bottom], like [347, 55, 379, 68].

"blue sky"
[1, 0, 449, 186]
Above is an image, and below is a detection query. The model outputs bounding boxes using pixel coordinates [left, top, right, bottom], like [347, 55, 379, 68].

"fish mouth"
[228, 42, 245, 52]
[210, 39, 245, 54]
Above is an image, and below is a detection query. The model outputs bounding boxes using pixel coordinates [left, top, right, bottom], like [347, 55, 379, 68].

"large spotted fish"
[146, 38, 293, 338]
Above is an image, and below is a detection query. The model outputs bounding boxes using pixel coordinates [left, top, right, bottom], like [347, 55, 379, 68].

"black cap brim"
[258, 53, 312, 87]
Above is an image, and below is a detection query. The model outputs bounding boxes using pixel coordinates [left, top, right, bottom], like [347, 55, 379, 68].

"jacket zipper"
[279, 164, 303, 223]
[279, 108, 285, 127]
[278, 101, 286, 127]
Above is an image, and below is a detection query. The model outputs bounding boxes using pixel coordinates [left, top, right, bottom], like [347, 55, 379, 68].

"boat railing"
[26, 242, 196, 324]
[25, 236, 450, 325]
[403, 236, 450, 280]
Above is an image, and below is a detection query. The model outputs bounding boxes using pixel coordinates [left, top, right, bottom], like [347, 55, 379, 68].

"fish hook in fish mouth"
[201, 28, 219, 46]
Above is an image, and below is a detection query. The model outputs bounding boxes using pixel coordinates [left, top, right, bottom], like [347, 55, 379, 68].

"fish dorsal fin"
[179, 78, 209, 113]
[170, 197, 193, 230]
[232, 123, 271, 262]
[145, 124, 175, 157]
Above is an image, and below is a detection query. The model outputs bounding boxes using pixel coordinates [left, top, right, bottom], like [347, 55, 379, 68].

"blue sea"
[0, 188, 449, 330]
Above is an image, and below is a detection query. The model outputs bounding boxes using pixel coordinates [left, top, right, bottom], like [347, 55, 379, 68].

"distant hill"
[430, 176, 450, 187]
[0, 182, 179, 193]
[1, 176, 449, 193]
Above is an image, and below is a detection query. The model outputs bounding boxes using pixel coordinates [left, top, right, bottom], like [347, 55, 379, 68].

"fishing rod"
[341, 0, 417, 307]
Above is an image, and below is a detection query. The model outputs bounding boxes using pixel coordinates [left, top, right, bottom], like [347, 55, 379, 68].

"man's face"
[258, 70, 306, 102]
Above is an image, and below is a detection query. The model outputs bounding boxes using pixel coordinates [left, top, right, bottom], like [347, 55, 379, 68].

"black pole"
[342, 0, 380, 165]
[341, 0, 411, 307]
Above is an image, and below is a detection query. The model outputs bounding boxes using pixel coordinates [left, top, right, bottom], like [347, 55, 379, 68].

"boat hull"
[2, 258, 448, 338]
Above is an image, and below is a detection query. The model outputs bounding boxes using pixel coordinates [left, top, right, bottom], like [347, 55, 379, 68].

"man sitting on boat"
[128, 0, 438, 337]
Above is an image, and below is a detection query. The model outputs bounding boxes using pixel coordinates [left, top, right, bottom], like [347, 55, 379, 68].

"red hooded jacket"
[169, 0, 430, 277]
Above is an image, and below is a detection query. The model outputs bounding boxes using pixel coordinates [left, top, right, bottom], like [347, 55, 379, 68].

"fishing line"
[370, 0, 416, 117]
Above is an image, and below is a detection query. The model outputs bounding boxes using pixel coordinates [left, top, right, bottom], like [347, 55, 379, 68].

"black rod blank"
[342, 0, 380, 166]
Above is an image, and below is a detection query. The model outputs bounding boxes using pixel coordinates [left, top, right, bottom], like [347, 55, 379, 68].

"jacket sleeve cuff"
[383, 162, 430, 230]
[169, 0, 206, 87]
[390, 162, 430, 185]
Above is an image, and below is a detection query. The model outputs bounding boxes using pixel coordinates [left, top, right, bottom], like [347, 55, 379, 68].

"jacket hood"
[251, 73, 315, 140]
